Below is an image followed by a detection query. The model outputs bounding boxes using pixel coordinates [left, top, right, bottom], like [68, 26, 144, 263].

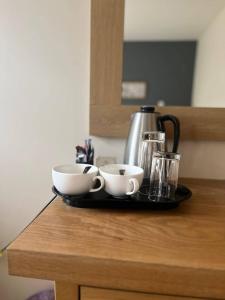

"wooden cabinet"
[80, 287, 205, 300]
[7, 178, 225, 300]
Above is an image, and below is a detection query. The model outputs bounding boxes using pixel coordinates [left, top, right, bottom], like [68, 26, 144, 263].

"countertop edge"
[7, 247, 225, 299]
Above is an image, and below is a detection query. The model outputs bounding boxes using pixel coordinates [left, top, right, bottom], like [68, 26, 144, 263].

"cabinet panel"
[55, 282, 79, 300]
[81, 287, 204, 300]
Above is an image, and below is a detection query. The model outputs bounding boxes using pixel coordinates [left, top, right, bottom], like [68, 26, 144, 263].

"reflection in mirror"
[122, 0, 225, 107]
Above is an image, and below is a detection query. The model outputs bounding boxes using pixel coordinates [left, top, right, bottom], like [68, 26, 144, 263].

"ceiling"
[124, 0, 225, 40]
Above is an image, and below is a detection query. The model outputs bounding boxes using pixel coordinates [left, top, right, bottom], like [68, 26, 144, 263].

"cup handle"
[89, 176, 104, 193]
[126, 178, 139, 195]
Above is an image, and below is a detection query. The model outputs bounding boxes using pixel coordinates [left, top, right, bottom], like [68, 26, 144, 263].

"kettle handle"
[157, 115, 180, 153]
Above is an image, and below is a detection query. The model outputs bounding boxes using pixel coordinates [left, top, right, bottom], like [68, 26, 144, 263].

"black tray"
[52, 184, 192, 210]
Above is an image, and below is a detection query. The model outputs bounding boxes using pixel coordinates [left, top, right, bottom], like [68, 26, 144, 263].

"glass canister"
[149, 151, 181, 201]
[138, 131, 165, 178]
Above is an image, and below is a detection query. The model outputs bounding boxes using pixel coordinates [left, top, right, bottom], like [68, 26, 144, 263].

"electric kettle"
[124, 106, 180, 165]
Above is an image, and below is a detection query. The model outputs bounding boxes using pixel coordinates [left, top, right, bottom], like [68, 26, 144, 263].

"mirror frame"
[90, 0, 225, 141]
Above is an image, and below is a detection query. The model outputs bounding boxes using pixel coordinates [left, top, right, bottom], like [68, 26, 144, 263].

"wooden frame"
[90, 0, 225, 141]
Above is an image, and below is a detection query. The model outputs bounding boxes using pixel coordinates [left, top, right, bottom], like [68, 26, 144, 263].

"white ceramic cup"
[52, 164, 104, 195]
[99, 164, 144, 197]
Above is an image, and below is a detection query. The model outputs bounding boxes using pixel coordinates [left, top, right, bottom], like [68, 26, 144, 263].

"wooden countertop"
[7, 178, 225, 299]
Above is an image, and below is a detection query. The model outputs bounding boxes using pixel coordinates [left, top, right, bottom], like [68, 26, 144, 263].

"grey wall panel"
[122, 41, 196, 106]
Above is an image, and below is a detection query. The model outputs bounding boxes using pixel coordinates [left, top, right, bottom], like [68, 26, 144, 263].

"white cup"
[52, 164, 104, 195]
[99, 164, 144, 197]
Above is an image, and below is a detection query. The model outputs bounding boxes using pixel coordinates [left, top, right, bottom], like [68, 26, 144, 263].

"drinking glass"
[149, 152, 181, 201]
[138, 131, 165, 178]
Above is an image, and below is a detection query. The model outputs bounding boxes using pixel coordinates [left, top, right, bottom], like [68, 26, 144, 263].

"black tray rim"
[52, 184, 192, 209]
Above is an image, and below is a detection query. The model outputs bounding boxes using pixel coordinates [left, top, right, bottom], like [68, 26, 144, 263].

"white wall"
[124, 0, 225, 40]
[93, 137, 225, 180]
[0, 0, 90, 299]
[193, 5, 225, 106]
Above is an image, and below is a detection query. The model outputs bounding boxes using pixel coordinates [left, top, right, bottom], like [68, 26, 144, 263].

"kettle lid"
[140, 106, 155, 113]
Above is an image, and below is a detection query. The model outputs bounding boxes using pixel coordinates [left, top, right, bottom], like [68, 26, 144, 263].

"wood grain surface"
[7, 179, 225, 299]
[80, 287, 204, 300]
[55, 282, 79, 300]
[90, 0, 124, 106]
[90, 104, 225, 141]
[89, 0, 225, 141]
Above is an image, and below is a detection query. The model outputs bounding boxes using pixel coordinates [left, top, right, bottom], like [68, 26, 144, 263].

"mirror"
[122, 0, 225, 107]
[90, 0, 225, 139]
